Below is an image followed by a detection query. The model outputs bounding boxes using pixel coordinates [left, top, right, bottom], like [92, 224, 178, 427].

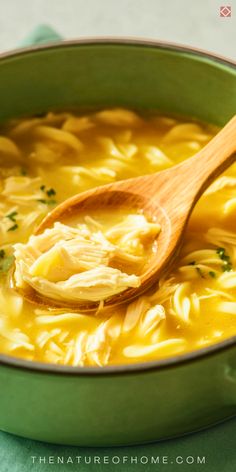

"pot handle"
[19, 24, 62, 47]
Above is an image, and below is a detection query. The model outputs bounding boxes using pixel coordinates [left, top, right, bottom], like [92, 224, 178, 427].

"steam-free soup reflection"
[0, 108, 236, 366]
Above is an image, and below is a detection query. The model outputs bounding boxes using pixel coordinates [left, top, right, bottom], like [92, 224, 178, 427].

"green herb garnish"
[222, 262, 232, 272]
[7, 223, 18, 232]
[39, 185, 57, 202]
[216, 247, 225, 257]
[46, 188, 56, 197]
[196, 267, 205, 278]
[6, 211, 18, 222]
[216, 247, 232, 272]
[47, 199, 57, 205]
[20, 168, 27, 176]
[0, 255, 14, 273]
[0, 249, 5, 259]
[37, 199, 57, 206]
[209, 271, 216, 278]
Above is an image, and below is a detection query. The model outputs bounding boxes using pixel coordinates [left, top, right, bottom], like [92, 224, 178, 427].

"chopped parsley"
[196, 267, 205, 278]
[222, 263, 232, 272]
[37, 198, 47, 204]
[188, 261, 206, 278]
[37, 198, 57, 206]
[0, 249, 5, 259]
[216, 247, 225, 257]
[190, 261, 217, 279]
[216, 247, 232, 272]
[4, 211, 19, 231]
[6, 211, 18, 222]
[7, 223, 18, 232]
[39, 185, 57, 205]
[20, 168, 27, 176]
[46, 188, 56, 197]
[0, 254, 14, 273]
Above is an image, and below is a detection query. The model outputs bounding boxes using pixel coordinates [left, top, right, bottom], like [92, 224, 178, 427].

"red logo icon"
[220, 6, 232, 16]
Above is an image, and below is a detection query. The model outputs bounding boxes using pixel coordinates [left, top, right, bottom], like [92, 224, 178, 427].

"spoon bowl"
[14, 115, 236, 310]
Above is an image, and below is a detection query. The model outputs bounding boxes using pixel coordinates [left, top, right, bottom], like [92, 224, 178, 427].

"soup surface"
[0, 108, 236, 366]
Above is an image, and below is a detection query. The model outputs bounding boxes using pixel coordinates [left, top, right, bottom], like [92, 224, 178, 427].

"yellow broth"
[0, 108, 236, 366]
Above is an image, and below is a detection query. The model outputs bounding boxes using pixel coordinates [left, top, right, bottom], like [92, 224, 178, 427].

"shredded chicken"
[14, 217, 160, 303]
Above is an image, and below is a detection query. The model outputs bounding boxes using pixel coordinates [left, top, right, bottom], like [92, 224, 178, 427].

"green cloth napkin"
[0, 25, 235, 472]
[0, 418, 236, 472]
[19, 24, 62, 47]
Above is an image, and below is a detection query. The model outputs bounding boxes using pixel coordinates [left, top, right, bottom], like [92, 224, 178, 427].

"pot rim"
[0, 37, 235, 69]
[0, 336, 236, 376]
[0, 37, 235, 376]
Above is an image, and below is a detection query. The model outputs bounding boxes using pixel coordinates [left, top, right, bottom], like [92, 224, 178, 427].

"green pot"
[0, 32, 236, 446]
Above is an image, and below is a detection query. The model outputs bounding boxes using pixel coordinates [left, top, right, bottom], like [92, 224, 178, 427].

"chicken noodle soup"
[0, 108, 236, 366]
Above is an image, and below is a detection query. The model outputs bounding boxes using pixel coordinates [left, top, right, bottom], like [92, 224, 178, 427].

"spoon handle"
[116, 115, 236, 206]
[173, 115, 236, 202]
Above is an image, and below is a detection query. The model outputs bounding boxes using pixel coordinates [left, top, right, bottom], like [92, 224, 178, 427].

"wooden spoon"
[16, 116, 236, 310]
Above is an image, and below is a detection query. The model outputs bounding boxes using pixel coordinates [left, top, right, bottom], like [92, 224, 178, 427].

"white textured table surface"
[0, 0, 235, 59]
